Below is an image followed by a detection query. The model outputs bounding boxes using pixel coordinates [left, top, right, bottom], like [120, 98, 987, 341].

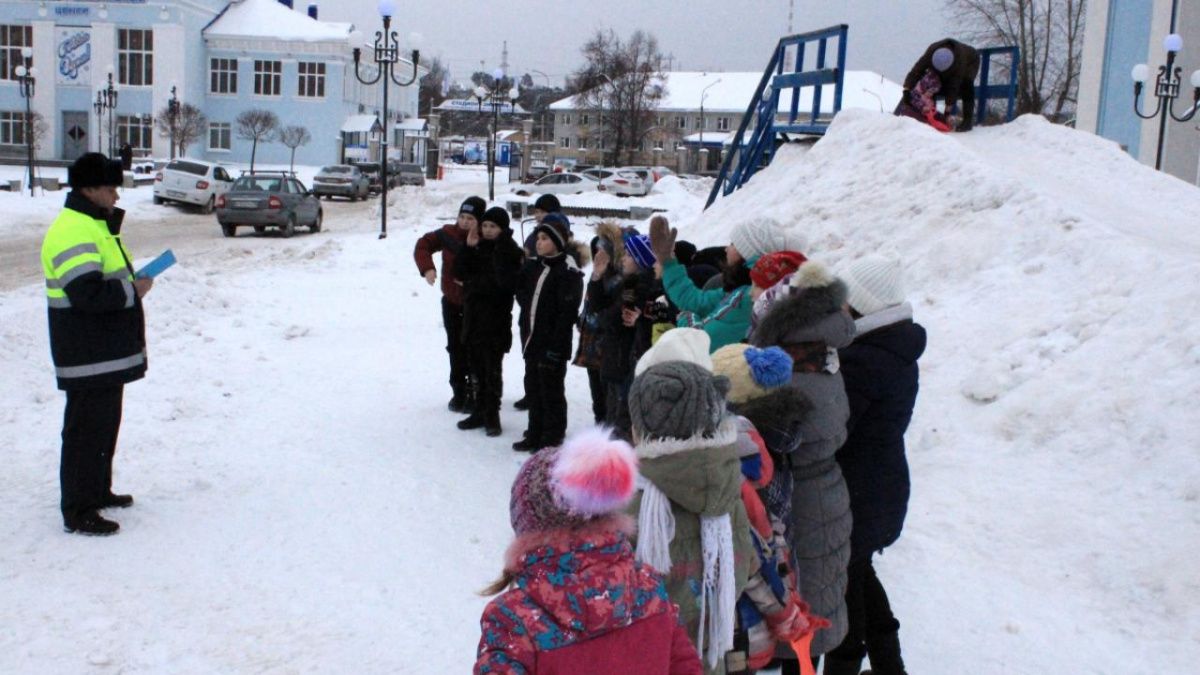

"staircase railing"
[705, 25, 848, 210]
[976, 46, 1021, 124]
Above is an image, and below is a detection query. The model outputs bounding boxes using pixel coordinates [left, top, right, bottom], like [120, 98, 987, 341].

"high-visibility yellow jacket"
[41, 191, 146, 390]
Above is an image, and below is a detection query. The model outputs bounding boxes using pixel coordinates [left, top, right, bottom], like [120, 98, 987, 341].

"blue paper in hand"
[135, 249, 176, 279]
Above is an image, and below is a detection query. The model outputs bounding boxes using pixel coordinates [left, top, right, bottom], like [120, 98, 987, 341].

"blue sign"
[56, 7, 90, 17]
[56, 28, 92, 85]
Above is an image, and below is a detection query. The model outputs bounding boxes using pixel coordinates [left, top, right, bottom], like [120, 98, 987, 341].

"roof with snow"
[341, 115, 381, 134]
[549, 71, 902, 116]
[204, 0, 352, 42]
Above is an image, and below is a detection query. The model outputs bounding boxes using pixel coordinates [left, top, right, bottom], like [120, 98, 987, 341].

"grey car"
[215, 173, 323, 238]
[394, 163, 426, 187]
[312, 164, 370, 200]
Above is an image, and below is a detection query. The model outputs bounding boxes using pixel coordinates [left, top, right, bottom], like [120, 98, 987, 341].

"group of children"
[461, 212, 926, 674]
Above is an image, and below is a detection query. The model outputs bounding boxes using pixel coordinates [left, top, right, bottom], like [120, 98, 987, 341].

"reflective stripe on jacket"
[41, 191, 147, 389]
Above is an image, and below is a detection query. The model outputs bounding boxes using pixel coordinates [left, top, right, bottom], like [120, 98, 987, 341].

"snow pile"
[686, 109, 1200, 671]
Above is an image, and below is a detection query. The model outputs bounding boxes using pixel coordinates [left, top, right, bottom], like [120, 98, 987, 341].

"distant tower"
[501, 41, 510, 78]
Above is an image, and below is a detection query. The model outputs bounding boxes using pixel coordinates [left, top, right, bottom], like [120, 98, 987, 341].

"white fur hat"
[842, 255, 906, 316]
[634, 327, 712, 376]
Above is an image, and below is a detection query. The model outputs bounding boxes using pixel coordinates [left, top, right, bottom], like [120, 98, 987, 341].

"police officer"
[41, 152, 152, 536]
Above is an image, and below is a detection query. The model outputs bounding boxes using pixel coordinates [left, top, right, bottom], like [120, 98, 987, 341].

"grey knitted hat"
[629, 361, 730, 441]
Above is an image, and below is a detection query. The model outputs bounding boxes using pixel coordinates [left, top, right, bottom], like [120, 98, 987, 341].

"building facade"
[1077, 0, 1200, 183]
[547, 71, 902, 172]
[0, 0, 421, 168]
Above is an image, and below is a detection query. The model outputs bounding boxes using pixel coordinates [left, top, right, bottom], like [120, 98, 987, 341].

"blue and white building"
[1077, 0, 1200, 183]
[0, 0, 424, 167]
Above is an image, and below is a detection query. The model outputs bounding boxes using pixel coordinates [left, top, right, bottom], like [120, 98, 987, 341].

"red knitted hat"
[750, 250, 807, 289]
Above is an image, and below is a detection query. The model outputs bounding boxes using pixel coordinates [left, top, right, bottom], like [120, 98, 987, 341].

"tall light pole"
[529, 69, 551, 143]
[475, 69, 519, 201]
[1132, 9, 1200, 171]
[94, 68, 118, 158]
[167, 84, 180, 160]
[351, 0, 421, 240]
[13, 46, 37, 197]
[699, 77, 721, 172]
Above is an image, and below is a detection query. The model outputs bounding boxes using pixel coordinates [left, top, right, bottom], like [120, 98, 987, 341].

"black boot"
[865, 622, 906, 675]
[457, 412, 486, 430]
[447, 393, 465, 413]
[511, 437, 539, 452]
[485, 411, 502, 437]
[513, 397, 529, 411]
[100, 492, 134, 509]
[64, 511, 119, 536]
[823, 655, 864, 675]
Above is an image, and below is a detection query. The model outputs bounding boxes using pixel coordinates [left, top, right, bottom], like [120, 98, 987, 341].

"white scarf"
[635, 476, 736, 669]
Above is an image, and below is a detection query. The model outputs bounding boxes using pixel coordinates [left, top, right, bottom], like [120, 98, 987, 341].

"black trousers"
[469, 344, 504, 417]
[586, 367, 606, 424]
[442, 298, 471, 396]
[523, 358, 567, 447]
[603, 379, 632, 442]
[825, 556, 906, 674]
[61, 385, 124, 521]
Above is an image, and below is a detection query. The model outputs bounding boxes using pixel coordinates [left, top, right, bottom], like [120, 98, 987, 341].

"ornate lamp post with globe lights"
[13, 46, 37, 197]
[351, 0, 421, 240]
[94, 69, 118, 158]
[1131, 8, 1200, 171]
[474, 69, 520, 202]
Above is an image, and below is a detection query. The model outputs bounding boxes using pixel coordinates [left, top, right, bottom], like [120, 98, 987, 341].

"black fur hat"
[68, 152, 124, 189]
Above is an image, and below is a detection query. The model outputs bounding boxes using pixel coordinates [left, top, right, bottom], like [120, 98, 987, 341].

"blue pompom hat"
[622, 229, 657, 269]
[710, 343, 794, 405]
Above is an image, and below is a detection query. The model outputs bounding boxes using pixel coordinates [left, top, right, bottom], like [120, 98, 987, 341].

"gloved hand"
[764, 597, 812, 642]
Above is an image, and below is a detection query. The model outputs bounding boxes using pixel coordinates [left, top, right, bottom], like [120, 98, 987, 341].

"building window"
[210, 58, 237, 94]
[672, 141, 682, 151]
[298, 61, 325, 98]
[578, 137, 589, 150]
[0, 25, 32, 83]
[118, 29, 153, 86]
[637, 141, 645, 152]
[599, 137, 607, 150]
[208, 122, 231, 150]
[695, 117, 705, 130]
[653, 139, 664, 150]
[561, 114, 572, 126]
[655, 116, 665, 128]
[675, 116, 686, 130]
[0, 110, 29, 145]
[717, 116, 731, 131]
[580, 113, 590, 126]
[118, 114, 153, 152]
[559, 137, 571, 149]
[254, 60, 282, 96]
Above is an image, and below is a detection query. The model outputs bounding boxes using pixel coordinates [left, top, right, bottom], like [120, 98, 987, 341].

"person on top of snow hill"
[900, 38, 981, 132]
[895, 69, 953, 133]
[648, 215, 802, 353]
[414, 196, 487, 414]
[748, 261, 856, 672]
[823, 255, 926, 675]
[454, 206, 525, 437]
[476, 427, 703, 675]
[626, 328, 759, 674]
[512, 214, 584, 452]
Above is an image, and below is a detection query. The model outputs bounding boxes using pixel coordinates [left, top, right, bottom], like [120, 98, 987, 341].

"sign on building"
[56, 27, 93, 86]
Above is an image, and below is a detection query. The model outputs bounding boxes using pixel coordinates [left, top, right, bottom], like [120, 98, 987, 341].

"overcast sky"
[320, 0, 956, 87]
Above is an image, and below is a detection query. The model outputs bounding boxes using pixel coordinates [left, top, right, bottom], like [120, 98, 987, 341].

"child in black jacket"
[512, 214, 584, 452]
[455, 207, 525, 437]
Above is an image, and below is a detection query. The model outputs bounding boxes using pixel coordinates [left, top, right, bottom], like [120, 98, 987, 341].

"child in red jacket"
[476, 427, 702, 675]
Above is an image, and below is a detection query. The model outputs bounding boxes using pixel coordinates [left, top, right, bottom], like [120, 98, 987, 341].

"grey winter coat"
[748, 269, 856, 656]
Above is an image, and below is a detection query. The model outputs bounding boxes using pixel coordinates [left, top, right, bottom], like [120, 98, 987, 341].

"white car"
[512, 172, 599, 196]
[153, 158, 235, 214]
[598, 170, 651, 197]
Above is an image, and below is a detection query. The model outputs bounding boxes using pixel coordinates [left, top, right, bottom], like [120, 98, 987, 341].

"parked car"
[621, 165, 675, 184]
[312, 164, 370, 200]
[215, 173, 322, 238]
[394, 162, 426, 187]
[511, 172, 599, 196]
[528, 162, 550, 179]
[153, 159, 234, 214]
[598, 170, 651, 197]
[580, 167, 616, 182]
[351, 161, 386, 193]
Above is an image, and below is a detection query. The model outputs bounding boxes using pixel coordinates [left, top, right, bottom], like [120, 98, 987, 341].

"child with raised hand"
[475, 427, 702, 675]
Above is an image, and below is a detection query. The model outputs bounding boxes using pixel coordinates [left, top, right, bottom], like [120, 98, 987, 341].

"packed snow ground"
[1, 111, 1197, 673]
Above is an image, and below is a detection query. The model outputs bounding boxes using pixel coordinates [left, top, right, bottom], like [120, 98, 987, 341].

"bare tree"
[418, 56, 449, 117]
[945, 0, 1086, 120]
[155, 102, 206, 157]
[278, 125, 312, 172]
[235, 108, 280, 172]
[569, 30, 667, 165]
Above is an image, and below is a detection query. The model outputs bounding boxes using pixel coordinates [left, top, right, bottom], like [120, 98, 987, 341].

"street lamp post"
[699, 77, 721, 173]
[13, 46, 37, 197]
[1132, 5, 1200, 171]
[529, 69, 551, 143]
[474, 69, 520, 202]
[167, 84, 180, 160]
[94, 69, 118, 158]
[351, 0, 421, 240]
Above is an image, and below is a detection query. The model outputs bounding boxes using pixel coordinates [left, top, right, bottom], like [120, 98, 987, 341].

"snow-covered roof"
[204, 0, 352, 42]
[434, 99, 529, 115]
[341, 115, 381, 134]
[681, 131, 737, 146]
[395, 118, 427, 132]
[550, 71, 903, 116]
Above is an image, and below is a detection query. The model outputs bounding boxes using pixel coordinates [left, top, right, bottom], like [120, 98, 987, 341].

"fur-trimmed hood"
[750, 263, 855, 350]
[728, 385, 812, 456]
[636, 418, 744, 518]
[593, 221, 625, 267]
